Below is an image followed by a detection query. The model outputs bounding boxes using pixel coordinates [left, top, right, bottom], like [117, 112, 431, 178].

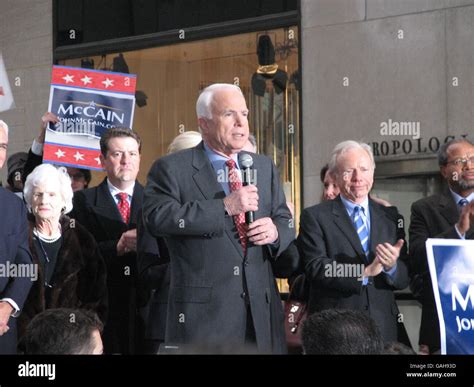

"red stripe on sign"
[43, 143, 103, 170]
[51, 66, 136, 94]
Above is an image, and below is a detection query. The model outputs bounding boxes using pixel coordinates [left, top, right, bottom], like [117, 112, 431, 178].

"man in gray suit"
[297, 140, 409, 343]
[143, 83, 293, 353]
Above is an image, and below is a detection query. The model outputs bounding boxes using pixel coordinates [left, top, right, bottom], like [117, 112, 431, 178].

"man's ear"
[440, 165, 448, 179]
[198, 118, 208, 134]
[99, 154, 106, 170]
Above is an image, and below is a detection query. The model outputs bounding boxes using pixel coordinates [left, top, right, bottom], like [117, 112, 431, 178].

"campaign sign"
[426, 239, 474, 354]
[0, 52, 15, 112]
[45, 65, 136, 170]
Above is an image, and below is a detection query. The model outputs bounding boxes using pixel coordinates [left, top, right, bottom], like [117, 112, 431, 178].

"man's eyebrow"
[222, 109, 248, 113]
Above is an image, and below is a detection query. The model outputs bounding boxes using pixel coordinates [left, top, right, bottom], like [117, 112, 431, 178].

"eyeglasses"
[447, 156, 474, 167]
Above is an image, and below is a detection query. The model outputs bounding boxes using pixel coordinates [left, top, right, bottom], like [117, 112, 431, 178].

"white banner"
[0, 53, 15, 112]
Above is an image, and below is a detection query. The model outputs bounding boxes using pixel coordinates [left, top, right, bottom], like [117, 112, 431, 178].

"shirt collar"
[340, 194, 370, 217]
[449, 188, 474, 206]
[107, 178, 135, 199]
[203, 141, 240, 169]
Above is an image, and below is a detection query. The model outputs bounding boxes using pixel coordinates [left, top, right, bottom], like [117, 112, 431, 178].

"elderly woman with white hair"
[17, 164, 107, 341]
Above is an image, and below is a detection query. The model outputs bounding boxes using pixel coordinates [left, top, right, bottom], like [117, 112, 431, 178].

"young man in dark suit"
[71, 127, 148, 354]
[0, 120, 33, 354]
[298, 140, 409, 343]
[143, 84, 294, 353]
[409, 139, 474, 354]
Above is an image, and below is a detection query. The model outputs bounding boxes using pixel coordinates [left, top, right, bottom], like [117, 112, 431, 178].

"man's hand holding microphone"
[223, 154, 278, 245]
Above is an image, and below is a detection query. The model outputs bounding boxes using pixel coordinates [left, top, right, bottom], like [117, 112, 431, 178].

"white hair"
[24, 164, 74, 214]
[0, 120, 9, 137]
[196, 83, 244, 122]
[167, 131, 202, 154]
[328, 140, 375, 175]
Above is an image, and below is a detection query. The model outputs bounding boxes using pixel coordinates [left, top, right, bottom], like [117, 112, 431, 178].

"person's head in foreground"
[301, 309, 383, 355]
[21, 308, 103, 354]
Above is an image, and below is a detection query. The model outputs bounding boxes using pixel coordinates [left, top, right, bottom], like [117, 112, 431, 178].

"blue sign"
[426, 239, 474, 354]
[48, 87, 135, 139]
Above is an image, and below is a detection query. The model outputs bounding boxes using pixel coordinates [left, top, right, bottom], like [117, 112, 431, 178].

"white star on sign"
[62, 74, 74, 83]
[55, 149, 65, 158]
[73, 151, 85, 161]
[94, 156, 102, 165]
[81, 75, 92, 85]
[102, 78, 114, 88]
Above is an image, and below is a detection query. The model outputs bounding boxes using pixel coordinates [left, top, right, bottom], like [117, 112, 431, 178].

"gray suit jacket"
[297, 195, 409, 342]
[143, 142, 293, 353]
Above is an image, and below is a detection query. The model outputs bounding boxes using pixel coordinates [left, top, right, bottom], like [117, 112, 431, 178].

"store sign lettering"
[370, 135, 469, 157]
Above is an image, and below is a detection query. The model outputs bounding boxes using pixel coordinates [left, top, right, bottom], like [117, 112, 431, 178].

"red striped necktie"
[116, 192, 130, 224]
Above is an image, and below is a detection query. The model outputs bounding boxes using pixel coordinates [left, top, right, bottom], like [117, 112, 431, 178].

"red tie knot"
[117, 192, 128, 202]
[225, 158, 237, 169]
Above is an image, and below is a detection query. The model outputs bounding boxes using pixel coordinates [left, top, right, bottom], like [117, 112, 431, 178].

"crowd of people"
[0, 82, 472, 355]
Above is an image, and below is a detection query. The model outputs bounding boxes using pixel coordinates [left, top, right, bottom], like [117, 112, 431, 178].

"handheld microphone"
[239, 153, 254, 224]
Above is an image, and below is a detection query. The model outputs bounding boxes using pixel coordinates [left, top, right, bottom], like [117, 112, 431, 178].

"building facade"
[4, 0, 474, 350]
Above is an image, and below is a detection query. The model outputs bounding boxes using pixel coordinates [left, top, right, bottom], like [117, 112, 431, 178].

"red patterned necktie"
[117, 192, 130, 224]
[225, 159, 247, 255]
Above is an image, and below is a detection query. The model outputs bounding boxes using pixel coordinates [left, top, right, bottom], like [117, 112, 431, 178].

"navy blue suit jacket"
[0, 188, 33, 354]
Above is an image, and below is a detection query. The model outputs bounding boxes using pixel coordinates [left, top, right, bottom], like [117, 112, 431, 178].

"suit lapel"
[191, 143, 244, 257]
[438, 191, 459, 226]
[90, 179, 128, 240]
[332, 196, 366, 261]
[94, 179, 143, 227]
[95, 179, 123, 223]
[129, 182, 143, 227]
[191, 143, 225, 201]
[368, 200, 387, 263]
[437, 189, 474, 238]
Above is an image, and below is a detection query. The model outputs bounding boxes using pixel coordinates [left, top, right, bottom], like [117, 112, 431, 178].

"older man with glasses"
[298, 140, 409, 344]
[410, 138, 474, 354]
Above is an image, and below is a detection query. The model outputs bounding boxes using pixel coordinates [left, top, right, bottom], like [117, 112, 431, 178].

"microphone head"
[239, 153, 254, 169]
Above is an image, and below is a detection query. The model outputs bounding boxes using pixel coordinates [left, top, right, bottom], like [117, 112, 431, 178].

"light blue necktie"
[353, 206, 369, 257]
